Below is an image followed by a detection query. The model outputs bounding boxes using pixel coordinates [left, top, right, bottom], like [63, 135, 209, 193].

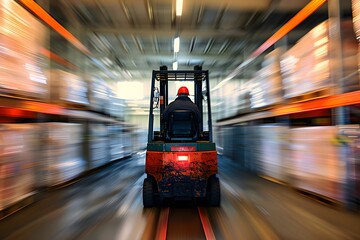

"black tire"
[143, 178, 155, 208]
[207, 176, 220, 207]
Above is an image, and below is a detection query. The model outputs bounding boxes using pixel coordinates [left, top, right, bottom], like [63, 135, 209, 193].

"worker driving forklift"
[162, 85, 201, 136]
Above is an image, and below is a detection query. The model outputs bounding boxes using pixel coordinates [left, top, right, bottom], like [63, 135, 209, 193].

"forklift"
[143, 65, 220, 207]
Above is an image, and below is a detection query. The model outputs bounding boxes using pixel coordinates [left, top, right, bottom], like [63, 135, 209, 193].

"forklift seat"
[166, 110, 198, 141]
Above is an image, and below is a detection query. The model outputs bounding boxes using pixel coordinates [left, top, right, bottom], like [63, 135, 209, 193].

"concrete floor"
[1, 152, 359, 240]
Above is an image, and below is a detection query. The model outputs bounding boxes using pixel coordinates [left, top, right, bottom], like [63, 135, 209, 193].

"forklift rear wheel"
[207, 176, 220, 207]
[143, 178, 156, 208]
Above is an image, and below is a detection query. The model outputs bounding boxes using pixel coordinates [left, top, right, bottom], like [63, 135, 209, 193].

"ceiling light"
[176, 0, 183, 16]
[174, 37, 180, 53]
[173, 61, 178, 70]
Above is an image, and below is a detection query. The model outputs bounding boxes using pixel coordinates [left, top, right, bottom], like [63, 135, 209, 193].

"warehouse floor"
[1, 153, 359, 240]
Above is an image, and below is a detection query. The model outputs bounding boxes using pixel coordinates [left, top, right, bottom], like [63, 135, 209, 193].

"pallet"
[254, 103, 280, 112]
[261, 174, 345, 209]
[286, 88, 332, 104]
[0, 89, 46, 103]
[88, 109, 112, 118]
[0, 192, 37, 220]
[38, 172, 87, 191]
[293, 187, 343, 209]
[47, 99, 90, 110]
[259, 174, 288, 186]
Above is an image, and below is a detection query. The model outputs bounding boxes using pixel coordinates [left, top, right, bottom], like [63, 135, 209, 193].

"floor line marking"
[155, 207, 170, 240]
[198, 207, 216, 240]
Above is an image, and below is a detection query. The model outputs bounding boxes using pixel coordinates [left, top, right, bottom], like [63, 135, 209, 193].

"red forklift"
[143, 65, 220, 207]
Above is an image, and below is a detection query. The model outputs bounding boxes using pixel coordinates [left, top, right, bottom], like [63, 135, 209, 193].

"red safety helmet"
[177, 86, 189, 96]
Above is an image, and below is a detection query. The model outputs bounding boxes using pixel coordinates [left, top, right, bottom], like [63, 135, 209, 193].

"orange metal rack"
[216, 90, 360, 125]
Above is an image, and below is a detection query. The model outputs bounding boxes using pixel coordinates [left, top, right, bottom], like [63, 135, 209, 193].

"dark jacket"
[162, 95, 201, 123]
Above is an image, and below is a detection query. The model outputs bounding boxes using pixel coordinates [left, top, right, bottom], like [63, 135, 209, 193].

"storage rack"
[0, 0, 137, 217]
[216, 90, 360, 126]
[215, 0, 360, 209]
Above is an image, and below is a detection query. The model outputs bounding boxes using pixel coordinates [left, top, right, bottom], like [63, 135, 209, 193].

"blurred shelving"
[214, 0, 360, 210]
[0, 95, 126, 124]
[216, 90, 360, 126]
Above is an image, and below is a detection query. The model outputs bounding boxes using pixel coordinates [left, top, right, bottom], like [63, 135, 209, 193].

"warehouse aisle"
[1, 154, 360, 240]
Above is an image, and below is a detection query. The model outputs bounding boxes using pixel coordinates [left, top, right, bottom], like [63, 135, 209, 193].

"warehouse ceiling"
[48, 0, 333, 84]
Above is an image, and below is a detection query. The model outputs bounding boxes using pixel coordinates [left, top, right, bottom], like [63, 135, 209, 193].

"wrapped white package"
[251, 48, 284, 108]
[108, 125, 125, 161]
[338, 125, 360, 205]
[0, 0, 48, 99]
[258, 125, 289, 182]
[39, 123, 86, 187]
[88, 124, 110, 169]
[281, 20, 359, 98]
[288, 126, 346, 202]
[0, 124, 37, 210]
[48, 70, 89, 106]
[108, 89, 125, 119]
[353, 0, 360, 40]
[88, 76, 110, 114]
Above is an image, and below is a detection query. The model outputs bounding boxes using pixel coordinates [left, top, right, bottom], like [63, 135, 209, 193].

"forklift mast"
[148, 65, 213, 143]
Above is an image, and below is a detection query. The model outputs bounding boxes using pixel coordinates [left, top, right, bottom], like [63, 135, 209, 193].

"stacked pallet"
[88, 124, 110, 169]
[88, 76, 110, 114]
[122, 128, 135, 157]
[288, 127, 346, 202]
[48, 70, 89, 108]
[108, 124, 125, 161]
[250, 48, 284, 108]
[221, 127, 236, 160]
[258, 125, 288, 182]
[237, 80, 252, 114]
[221, 80, 241, 118]
[39, 123, 86, 187]
[108, 88, 125, 119]
[0, 0, 48, 99]
[0, 124, 36, 210]
[280, 20, 359, 101]
[340, 20, 360, 92]
[353, 0, 360, 40]
[352, 0, 360, 91]
[338, 125, 360, 205]
[221, 125, 261, 173]
[281, 21, 331, 99]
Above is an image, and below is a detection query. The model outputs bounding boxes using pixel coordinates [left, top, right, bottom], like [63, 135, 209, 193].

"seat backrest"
[166, 109, 198, 141]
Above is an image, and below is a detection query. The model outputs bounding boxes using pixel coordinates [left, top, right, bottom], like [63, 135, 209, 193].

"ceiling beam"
[218, 39, 232, 54]
[203, 38, 214, 54]
[117, 35, 130, 53]
[90, 27, 246, 38]
[132, 35, 144, 53]
[88, 26, 309, 41]
[196, 4, 204, 25]
[90, 51, 248, 62]
[146, 0, 155, 26]
[84, 67, 240, 78]
[95, 0, 113, 26]
[120, 0, 135, 26]
[213, 6, 227, 29]
[153, 36, 159, 53]
[188, 37, 196, 53]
